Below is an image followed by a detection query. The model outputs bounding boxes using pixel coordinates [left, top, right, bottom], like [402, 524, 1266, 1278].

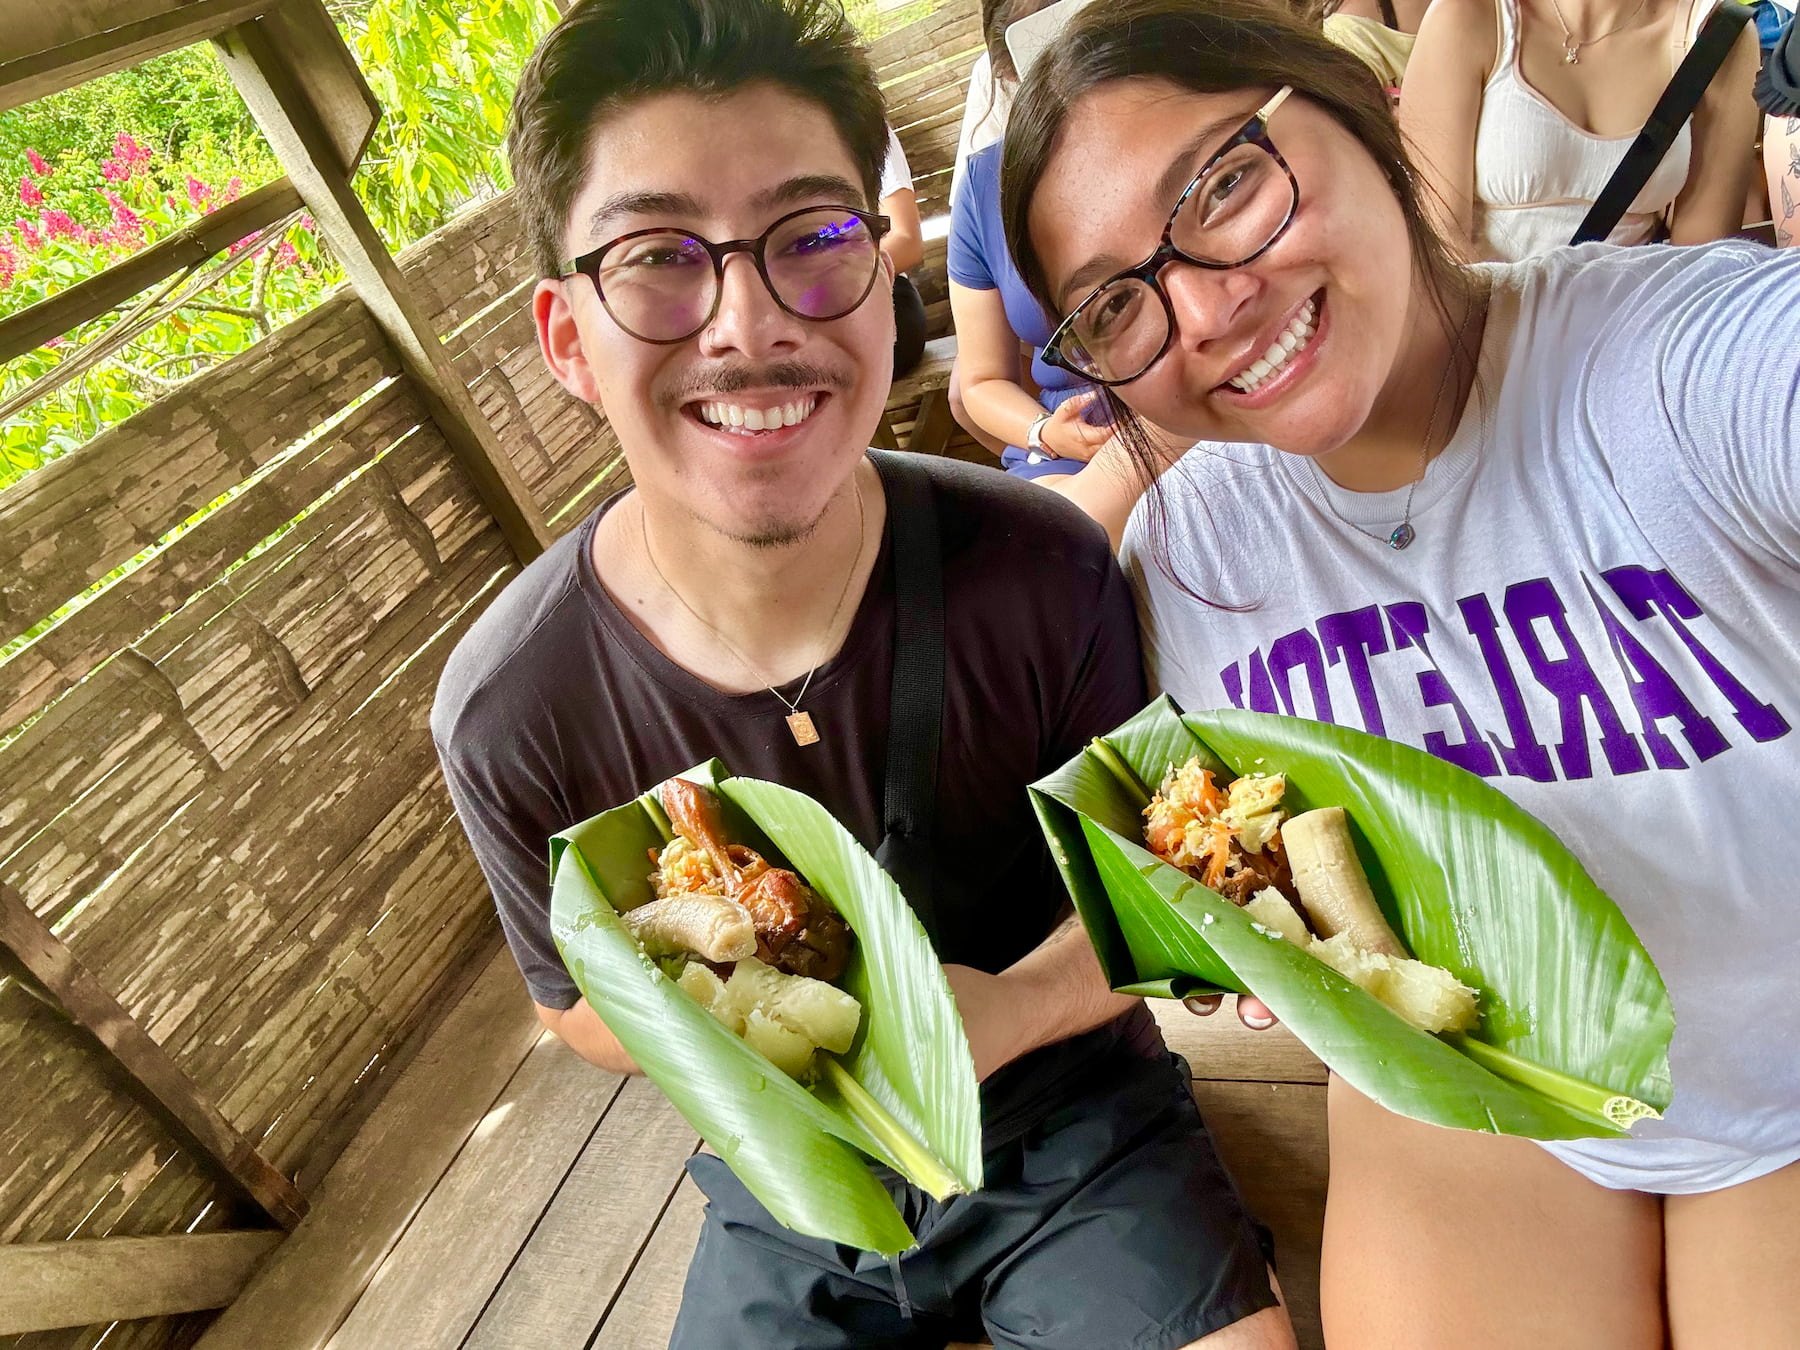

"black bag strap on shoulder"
[869, 451, 946, 943]
[1572, 1, 1756, 245]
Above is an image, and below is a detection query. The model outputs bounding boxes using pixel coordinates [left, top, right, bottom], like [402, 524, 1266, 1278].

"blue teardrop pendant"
[1388, 522, 1416, 550]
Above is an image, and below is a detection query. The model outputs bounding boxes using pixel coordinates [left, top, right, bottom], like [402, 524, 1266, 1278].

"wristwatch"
[1024, 411, 1056, 464]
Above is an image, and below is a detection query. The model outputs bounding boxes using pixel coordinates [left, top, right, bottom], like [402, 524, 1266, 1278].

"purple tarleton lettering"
[1385, 602, 1501, 777]
[1245, 648, 1279, 715]
[1583, 576, 1728, 769]
[1503, 579, 1647, 780]
[1319, 606, 1390, 736]
[1456, 594, 1556, 782]
[1602, 566, 1791, 744]
[1220, 661, 1247, 711]
[1268, 628, 1335, 723]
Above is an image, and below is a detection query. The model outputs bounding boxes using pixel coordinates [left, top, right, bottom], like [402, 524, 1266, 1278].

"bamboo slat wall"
[0, 190, 620, 1350]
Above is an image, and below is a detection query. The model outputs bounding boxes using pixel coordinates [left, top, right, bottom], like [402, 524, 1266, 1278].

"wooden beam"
[0, 1230, 284, 1335]
[0, 881, 308, 1231]
[0, 179, 304, 364]
[0, 0, 274, 111]
[214, 10, 552, 564]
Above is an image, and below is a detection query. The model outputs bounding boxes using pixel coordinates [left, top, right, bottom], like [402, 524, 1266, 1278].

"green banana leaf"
[1030, 697, 1674, 1140]
[549, 760, 982, 1254]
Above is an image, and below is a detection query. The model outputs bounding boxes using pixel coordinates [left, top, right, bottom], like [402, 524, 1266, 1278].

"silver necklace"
[640, 483, 867, 746]
[1546, 0, 1649, 62]
[1320, 334, 1462, 551]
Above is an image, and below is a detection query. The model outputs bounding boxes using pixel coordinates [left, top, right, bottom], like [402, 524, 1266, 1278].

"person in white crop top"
[1402, 0, 1760, 260]
[1000, 0, 1800, 1343]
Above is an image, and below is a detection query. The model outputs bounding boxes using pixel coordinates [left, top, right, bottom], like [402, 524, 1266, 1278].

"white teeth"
[695, 395, 819, 432]
[1227, 298, 1319, 394]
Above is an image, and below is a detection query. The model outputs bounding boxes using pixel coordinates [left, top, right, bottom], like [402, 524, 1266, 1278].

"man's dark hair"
[508, 0, 889, 279]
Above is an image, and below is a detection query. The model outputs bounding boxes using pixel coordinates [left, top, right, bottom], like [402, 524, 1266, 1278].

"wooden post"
[0, 882, 308, 1231]
[214, 3, 552, 564]
[0, 1231, 284, 1335]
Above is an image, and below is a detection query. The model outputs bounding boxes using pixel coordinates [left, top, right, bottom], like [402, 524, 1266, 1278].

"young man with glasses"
[431, 1, 1293, 1345]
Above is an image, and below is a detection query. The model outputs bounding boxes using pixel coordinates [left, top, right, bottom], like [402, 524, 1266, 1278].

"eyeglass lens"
[596, 207, 881, 342]
[1063, 142, 1295, 383]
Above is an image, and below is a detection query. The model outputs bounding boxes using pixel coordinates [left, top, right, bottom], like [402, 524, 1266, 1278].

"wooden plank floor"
[273, 992, 1328, 1350]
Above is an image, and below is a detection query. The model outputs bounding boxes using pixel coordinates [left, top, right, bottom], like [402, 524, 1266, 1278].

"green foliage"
[340, 0, 563, 246]
[0, 122, 333, 489]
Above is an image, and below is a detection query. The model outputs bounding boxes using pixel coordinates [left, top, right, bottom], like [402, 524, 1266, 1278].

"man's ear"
[534, 277, 605, 405]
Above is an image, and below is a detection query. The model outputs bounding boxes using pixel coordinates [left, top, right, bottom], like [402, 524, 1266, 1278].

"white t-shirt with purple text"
[1123, 241, 1800, 1194]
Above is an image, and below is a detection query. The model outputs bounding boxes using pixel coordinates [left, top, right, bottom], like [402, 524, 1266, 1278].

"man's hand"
[536, 998, 641, 1074]
[941, 913, 1139, 1081]
[1182, 992, 1278, 1030]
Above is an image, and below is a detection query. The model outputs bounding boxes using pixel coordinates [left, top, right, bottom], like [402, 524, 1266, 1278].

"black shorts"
[667, 1050, 1277, 1350]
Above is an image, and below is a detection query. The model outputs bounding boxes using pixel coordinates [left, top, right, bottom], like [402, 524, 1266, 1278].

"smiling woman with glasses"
[999, 0, 1800, 1345]
[1042, 86, 1297, 386]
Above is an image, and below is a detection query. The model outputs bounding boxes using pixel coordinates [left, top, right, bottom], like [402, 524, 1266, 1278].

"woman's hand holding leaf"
[1183, 992, 1279, 1030]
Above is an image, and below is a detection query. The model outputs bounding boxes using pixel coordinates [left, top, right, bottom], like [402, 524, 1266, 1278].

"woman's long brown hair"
[998, 0, 1477, 607]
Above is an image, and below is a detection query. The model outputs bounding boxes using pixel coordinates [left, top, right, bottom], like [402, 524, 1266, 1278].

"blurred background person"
[881, 123, 929, 375]
[1403, 0, 1761, 261]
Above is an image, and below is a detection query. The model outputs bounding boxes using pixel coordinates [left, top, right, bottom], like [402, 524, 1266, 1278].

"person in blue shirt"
[948, 139, 1113, 479]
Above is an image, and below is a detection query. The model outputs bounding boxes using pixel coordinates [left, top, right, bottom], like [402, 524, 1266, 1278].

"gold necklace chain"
[640, 480, 867, 745]
[1546, 0, 1649, 62]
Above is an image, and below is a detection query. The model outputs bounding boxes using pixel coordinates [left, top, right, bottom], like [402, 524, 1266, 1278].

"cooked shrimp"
[661, 777, 741, 888]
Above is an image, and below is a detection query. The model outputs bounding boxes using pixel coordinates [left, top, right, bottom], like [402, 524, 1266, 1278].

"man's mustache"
[664, 360, 852, 403]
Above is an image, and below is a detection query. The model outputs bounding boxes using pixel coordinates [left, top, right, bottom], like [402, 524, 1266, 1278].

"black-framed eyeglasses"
[1043, 87, 1298, 387]
[558, 204, 892, 345]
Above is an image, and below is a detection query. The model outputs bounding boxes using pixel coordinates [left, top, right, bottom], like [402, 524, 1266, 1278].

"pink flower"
[15, 217, 43, 249]
[104, 190, 144, 241]
[41, 209, 79, 240]
[25, 149, 50, 177]
[185, 175, 213, 209]
[223, 176, 243, 202]
[274, 240, 301, 268]
[112, 133, 151, 170]
[101, 157, 130, 183]
[0, 240, 15, 289]
[19, 174, 41, 208]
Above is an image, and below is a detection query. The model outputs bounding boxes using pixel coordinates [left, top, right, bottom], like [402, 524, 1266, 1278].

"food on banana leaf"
[1146, 758, 1479, 1034]
[678, 958, 862, 1079]
[653, 778, 852, 979]
[635, 778, 861, 1079]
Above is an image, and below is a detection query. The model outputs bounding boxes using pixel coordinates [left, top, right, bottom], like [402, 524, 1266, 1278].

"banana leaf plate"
[1029, 697, 1674, 1140]
[550, 760, 982, 1254]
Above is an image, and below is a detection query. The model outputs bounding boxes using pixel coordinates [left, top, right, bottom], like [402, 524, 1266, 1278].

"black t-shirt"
[433, 454, 1160, 1139]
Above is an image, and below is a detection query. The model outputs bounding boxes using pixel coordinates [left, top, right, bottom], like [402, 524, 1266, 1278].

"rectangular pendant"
[786, 712, 820, 746]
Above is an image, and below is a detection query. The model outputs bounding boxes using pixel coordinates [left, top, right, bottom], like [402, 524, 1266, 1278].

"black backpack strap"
[1572, 2, 1756, 245]
[868, 451, 946, 944]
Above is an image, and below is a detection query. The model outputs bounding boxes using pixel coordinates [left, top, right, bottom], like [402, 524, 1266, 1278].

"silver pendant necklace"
[1547, 0, 1649, 62]
[1320, 329, 1463, 551]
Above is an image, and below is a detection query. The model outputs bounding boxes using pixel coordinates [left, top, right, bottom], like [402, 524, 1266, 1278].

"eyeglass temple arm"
[1257, 85, 1293, 121]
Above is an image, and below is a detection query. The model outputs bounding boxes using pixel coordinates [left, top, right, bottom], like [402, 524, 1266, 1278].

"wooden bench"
[197, 947, 1328, 1350]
